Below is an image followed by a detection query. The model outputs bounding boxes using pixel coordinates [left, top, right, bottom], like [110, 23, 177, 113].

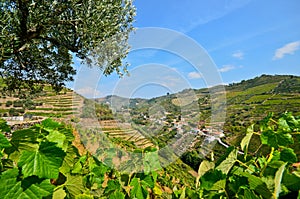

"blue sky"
[71, 0, 300, 99]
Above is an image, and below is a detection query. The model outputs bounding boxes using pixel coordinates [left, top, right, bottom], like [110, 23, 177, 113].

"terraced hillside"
[0, 87, 84, 121]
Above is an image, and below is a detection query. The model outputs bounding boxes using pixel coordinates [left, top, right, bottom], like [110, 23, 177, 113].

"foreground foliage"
[0, 112, 300, 198]
[196, 112, 300, 199]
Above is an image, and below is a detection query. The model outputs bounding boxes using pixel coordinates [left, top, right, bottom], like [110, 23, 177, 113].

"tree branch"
[17, 0, 29, 39]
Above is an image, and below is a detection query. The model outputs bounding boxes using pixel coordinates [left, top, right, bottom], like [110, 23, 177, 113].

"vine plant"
[0, 112, 299, 198]
[195, 112, 300, 199]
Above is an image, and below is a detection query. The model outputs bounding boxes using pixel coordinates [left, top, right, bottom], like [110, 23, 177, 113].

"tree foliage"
[0, 0, 135, 92]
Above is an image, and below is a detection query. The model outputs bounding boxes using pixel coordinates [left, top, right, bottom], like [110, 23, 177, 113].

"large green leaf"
[0, 168, 54, 199]
[216, 149, 237, 175]
[19, 179, 54, 199]
[18, 142, 66, 179]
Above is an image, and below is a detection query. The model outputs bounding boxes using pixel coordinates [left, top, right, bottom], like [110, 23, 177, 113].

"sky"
[71, 0, 300, 99]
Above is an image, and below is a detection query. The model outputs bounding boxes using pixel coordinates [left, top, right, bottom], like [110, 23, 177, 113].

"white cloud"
[232, 51, 244, 59]
[218, 65, 236, 73]
[76, 87, 102, 98]
[188, 72, 202, 79]
[273, 41, 300, 60]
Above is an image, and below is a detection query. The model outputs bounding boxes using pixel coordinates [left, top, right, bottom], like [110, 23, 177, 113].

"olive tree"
[0, 0, 135, 92]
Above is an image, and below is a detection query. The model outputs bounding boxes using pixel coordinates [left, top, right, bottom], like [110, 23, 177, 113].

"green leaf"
[18, 142, 65, 179]
[0, 169, 54, 199]
[109, 191, 125, 199]
[274, 163, 286, 198]
[0, 168, 23, 198]
[196, 160, 215, 188]
[105, 180, 121, 195]
[260, 112, 273, 132]
[241, 125, 254, 157]
[152, 171, 158, 183]
[281, 112, 299, 131]
[0, 119, 11, 133]
[0, 133, 11, 156]
[41, 119, 62, 130]
[200, 169, 225, 191]
[261, 130, 277, 148]
[141, 175, 154, 188]
[71, 161, 83, 174]
[277, 133, 293, 147]
[8, 129, 39, 152]
[210, 179, 226, 191]
[64, 174, 85, 198]
[282, 172, 300, 191]
[179, 186, 186, 199]
[46, 130, 67, 150]
[280, 148, 297, 163]
[241, 172, 272, 199]
[59, 128, 75, 142]
[53, 188, 67, 199]
[130, 178, 148, 199]
[243, 188, 260, 199]
[75, 194, 94, 199]
[261, 130, 293, 148]
[278, 117, 291, 133]
[60, 145, 80, 175]
[216, 149, 237, 175]
[21, 179, 54, 199]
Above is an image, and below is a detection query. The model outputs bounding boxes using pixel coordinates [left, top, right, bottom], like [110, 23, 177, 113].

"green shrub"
[5, 100, 12, 107]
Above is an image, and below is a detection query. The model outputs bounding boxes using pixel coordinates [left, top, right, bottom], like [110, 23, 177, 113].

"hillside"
[115, 74, 300, 167]
[1, 74, 300, 198]
[0, 87, 84, 121]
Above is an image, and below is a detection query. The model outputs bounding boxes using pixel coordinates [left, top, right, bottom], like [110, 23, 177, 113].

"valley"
[1, 74, 300, 198]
